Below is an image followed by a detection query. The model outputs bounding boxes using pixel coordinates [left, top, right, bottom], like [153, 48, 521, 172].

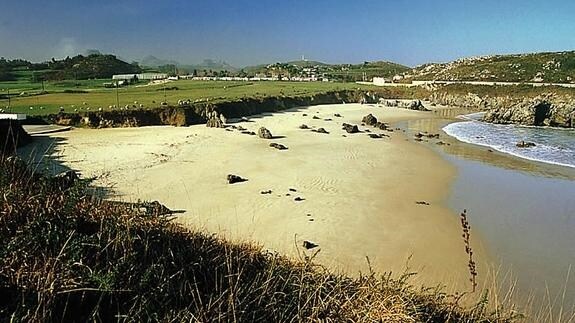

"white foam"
[443, 120, 575, 169]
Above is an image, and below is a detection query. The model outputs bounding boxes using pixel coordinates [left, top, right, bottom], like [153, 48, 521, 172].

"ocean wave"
[443, 119, 575, 169]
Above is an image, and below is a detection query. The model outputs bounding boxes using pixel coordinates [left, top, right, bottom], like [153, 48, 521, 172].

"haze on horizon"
[2, 0, 575, 67]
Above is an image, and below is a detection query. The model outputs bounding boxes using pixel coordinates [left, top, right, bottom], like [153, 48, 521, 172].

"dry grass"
[0, 156, 521, 322]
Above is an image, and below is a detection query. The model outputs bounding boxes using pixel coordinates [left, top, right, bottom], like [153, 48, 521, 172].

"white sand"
[38, 103, 483, 291]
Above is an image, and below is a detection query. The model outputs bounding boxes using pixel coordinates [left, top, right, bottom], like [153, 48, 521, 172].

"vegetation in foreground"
[0, 155, 521, 322]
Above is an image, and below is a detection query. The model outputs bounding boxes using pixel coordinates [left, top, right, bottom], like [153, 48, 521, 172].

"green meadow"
[1, 79, 380, 115]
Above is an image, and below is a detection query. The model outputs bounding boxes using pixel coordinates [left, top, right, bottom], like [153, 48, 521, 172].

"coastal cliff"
[429, 91, 575, 128]
[49, 90, 378, 128]
[483, 95, 575, 127]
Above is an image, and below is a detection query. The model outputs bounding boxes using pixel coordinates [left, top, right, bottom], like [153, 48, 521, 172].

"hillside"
[0, 54, 141, 82]
[41, 54, 141, 80]
[406, 51, 575, 83]
[243, 60, 410, 81]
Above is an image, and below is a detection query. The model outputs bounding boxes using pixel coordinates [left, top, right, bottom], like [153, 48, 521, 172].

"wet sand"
[26, 103, 484, 293]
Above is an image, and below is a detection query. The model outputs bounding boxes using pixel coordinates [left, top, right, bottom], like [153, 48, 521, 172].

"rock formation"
[362, 114, 378, 126]
[312, 128, 329, 134]
[483, 95, 575, 127]
[206, 111, 225, 128]
[270, 143, 288, 150]
[258, 127, 273, 139]
[516, 141, 536, 148]
[227, 174, 247, 184]
[342, 123, 359, 133]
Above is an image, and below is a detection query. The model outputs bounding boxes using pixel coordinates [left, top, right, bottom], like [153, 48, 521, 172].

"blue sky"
[1, 0, 575, 67]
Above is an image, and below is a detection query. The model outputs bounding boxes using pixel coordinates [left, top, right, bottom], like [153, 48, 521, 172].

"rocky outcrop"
[483, 95, 575, 127]
[428, 91, 575, 128]
[342, 123, 359, 133]
[362, 114, 378, 127]
[258, 127, 273, 139]
[516, 141, 536, 148]
[400, 100, 429, 111]
[227, 174, 247, 184]
[428, 92, 503, 109]
[362, 114, 389, 130]
[206, 111, 225, 128]
[380, 99, 429, 111]
[312, 128, 329, 134]
[0, 120, 32, 154]
[270, 143, 288, 150]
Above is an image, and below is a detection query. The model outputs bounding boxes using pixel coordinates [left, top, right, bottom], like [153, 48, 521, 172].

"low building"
[0, 113, 27, 120]
[112, 73, 168, 81]
[373, 77, 388, 86]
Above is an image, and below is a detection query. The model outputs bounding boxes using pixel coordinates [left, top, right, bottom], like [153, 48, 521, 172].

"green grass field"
[1, 79, 379, 115]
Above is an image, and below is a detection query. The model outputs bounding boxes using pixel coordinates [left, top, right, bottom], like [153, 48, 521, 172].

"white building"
[372, 77, 388, 86]
[112, 73, 168, 81]
[0, 113, 27, 120]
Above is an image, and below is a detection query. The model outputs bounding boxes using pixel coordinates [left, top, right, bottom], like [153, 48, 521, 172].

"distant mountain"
[140, 55, 180, 68]
[140, 57, 237, 74]
[406, 50, 575, 83]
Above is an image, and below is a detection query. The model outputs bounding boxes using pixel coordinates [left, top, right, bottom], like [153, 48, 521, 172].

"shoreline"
[24, 103, 482, 293]
[402, 106, 575, 315]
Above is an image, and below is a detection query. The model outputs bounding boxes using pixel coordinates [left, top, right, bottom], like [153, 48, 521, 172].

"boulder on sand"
[206, 111, 225, 128]
[362, 114, 378, 127]
[313, 128, 329, 134]
[270, 143, 288, 150]
[258, 127, 273, 139]
[227, 174, 247, 184]
[342, 123, 359, 133]
[303, 240, 319, 249]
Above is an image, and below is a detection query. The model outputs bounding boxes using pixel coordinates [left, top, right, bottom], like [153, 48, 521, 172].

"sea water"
[443, 113, 575, 168]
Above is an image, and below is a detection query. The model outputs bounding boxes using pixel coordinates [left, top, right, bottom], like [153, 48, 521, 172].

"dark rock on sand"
[415, 201, 430, 205]
[299, 124, 310, 129]
[375, 122, 388, 130]
[303, 240, 319, 249]
[368, 134, 382, 139]
[258, 127, 273, 139]
[342, 123, 359, 133]
[270, 143, 288, 150]
[227, 174, 247, 184]
[206, 116, 225, 128]
[260, 190, 273, 194]
[362, 114, 378, 126]
[313, 128, 329, 134]
[294, 197, 305, 202]
[312, 116, 320, 120]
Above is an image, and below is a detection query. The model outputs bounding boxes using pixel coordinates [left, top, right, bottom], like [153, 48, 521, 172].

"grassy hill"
[406, 50, 575, 83]
[243, 60, 410, 81]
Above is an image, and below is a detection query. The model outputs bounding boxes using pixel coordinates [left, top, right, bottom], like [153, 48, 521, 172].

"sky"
[1, 0, 575, 67]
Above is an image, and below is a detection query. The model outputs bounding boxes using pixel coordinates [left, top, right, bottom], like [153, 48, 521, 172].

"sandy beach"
[28, 103, 484, 292]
